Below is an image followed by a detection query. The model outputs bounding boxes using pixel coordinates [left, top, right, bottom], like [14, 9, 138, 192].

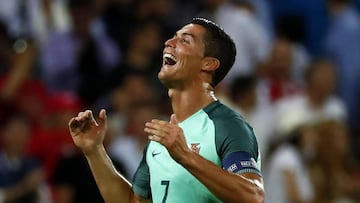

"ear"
[201, 57, 220, 72]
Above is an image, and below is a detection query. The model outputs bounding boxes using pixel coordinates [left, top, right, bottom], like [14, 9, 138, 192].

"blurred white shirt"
[275, 94, 347, 136]
[0, 0, 70, 43]
[264, 144, 314, 203]
[215, 3, 270, 84]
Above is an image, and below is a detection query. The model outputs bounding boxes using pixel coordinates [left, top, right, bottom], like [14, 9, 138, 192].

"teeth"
[163, 53, 177, 63]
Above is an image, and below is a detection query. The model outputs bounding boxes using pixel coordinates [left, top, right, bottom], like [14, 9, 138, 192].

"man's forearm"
[179, 151, 264, 203]
[85, 145, 134, 203]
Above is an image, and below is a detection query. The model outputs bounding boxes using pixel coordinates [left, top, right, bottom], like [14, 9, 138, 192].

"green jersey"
[132, 101, 261, 203]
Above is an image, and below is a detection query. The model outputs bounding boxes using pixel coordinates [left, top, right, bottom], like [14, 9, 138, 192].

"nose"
[164, 37, 176, 48]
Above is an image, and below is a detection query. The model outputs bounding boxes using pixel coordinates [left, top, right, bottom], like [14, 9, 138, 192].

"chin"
[158, 67, 182, 89]
[157, 72, 168, 84]
[158, 70, 165, 80]
[158, 77, 171, 88]
[158, 75, 178, 89]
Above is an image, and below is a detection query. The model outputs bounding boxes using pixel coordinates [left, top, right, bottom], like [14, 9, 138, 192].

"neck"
[168, 83, 217, 122]
[307, 89, 326, 107]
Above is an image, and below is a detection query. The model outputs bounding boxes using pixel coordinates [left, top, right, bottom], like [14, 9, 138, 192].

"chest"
[145, 115, 222, 202]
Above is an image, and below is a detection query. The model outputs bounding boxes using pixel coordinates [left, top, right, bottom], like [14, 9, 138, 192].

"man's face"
[309, 62, 337, 97]
[158, 24, 206, 88]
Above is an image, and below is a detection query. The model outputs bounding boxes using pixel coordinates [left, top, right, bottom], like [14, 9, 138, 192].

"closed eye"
[172, 32, 195, 44]
[181, 38, 190, 44]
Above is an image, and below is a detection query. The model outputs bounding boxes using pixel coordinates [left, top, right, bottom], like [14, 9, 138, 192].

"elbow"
[238, 174, 264, 203]
[253, 180, 265, 203]
[252, 186, 265, 203]
[221, 186, 264, 203]
[242, 184, 264, 203]
[230, 181, 265, 203]
[227, 190, 264, 203]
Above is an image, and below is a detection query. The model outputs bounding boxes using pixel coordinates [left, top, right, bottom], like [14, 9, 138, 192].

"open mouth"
[163, 53, 177, 66]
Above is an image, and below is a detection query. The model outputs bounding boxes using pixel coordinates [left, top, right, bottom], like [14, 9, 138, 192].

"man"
[0, 112, 48, 203]
[323, 0, 360, 130]
[69, 18, 264, 203]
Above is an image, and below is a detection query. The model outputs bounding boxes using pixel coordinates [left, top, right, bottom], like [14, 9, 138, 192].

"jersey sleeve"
[132, 143, 151, 198]
[215, 117, 262, 176]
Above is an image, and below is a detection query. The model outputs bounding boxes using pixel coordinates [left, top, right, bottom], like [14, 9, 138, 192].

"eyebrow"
[175, 32, 197, 41]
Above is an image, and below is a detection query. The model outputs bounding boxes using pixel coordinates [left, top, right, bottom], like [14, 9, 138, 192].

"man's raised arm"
[68, 109, 151, 203]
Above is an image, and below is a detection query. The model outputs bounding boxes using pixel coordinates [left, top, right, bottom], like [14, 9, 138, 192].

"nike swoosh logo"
[152, 152, 161, 157]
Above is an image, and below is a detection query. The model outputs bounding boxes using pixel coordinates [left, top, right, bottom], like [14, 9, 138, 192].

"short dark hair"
[191, 18, 236, 87]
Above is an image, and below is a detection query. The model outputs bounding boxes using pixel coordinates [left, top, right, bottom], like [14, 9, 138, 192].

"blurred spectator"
[0, 0, 69, 44]
[0, 112, 50, 203]
[124, 19, 162, 75]
[265, 124, 316, 203]
[0, 15, 46, 129]
[229, 75, 276, 161]
[101, 0, 180, 53]
[107, 71, 158, 144]
[0, 20, 40, 128]
[214, 0, 271, 84]
[251, 0, 273, 38]
[257, 38, 303, 105]
[198, 0, 273, 37]
[0, 0, 28, 39]
[274, 58, 347, 136]
[0, 42, 37, 102]
[356, 0, 360, 10]
[134, 0, 173, 21]
[0, 21, 20, 123]
[0, 21, 14, 73]
[171, 0, 202, 27]
[109, 101, 160, 179]
[273, 15, 311, 85]
[52, 123, 125, 203]
[109, 19, 163, 90]
[26, 92, 83, 183]
[197, 0, 225, 20]
[14, 80, 48, 124]
[323, 0, 360, 129]
[40, 0, 121, 107]
[270, 0, 328, 55]
[133, 0, 177, 34]
[311, 120, 360, 202]
[100, 0, 136, 52]
[0, 18, 38, 104]
[25, 0, 70, 45]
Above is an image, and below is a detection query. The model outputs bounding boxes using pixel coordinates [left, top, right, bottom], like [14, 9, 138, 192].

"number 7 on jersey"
[161, 180, 170, 203]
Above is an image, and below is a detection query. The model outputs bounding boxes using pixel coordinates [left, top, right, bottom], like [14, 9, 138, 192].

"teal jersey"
[132, 101, 261, 203]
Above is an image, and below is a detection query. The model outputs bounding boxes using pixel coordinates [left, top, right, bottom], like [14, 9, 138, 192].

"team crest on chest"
[190, 143, 200, 154]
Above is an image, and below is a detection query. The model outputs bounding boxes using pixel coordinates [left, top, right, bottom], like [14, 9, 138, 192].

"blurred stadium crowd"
[0, 0, 360, 202]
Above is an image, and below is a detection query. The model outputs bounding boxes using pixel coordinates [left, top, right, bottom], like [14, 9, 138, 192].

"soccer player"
[69, 18, 264, 203]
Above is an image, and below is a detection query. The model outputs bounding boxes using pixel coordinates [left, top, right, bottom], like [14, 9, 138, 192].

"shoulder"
[204, 101, 258, 160]
[205, 101, 246, 123]
[205, 101, 254, 136]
